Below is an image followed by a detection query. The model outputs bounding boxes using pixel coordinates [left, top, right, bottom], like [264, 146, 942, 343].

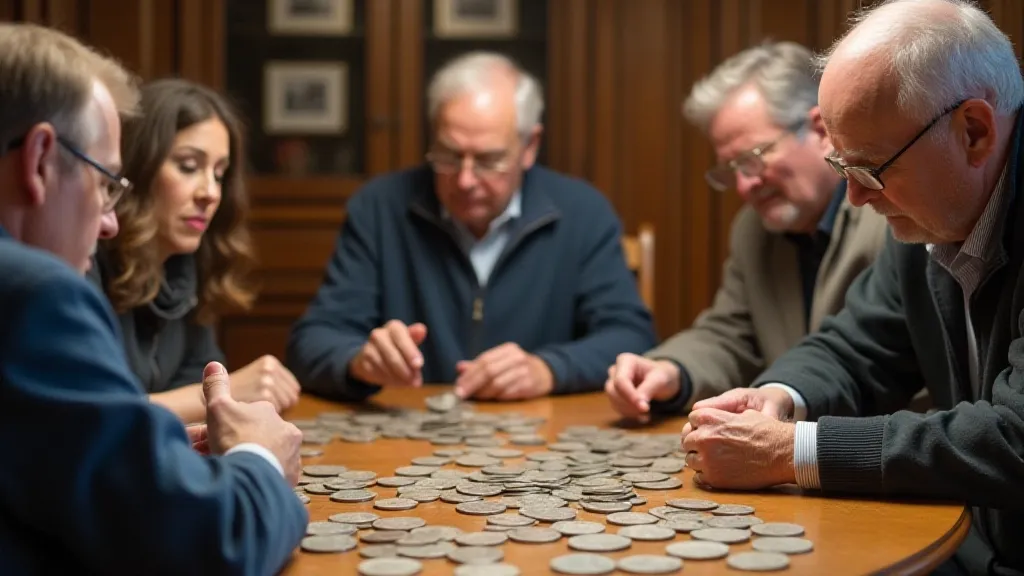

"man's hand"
[605, 354, 682, 421]
[203, 362, 303, 485]
[229, 354, 301, 412]
[454, 343, 553, 401]
[680, 407, 796, 490]
[691, 387, 795, 421]
[350, 320, 428, 387]
[186, 424, 209, 455]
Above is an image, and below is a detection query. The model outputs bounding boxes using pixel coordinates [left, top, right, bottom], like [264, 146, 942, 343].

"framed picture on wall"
[267, 0, 353, 35]
[434, 0, 518, 38]
[263, 61, 348, 134]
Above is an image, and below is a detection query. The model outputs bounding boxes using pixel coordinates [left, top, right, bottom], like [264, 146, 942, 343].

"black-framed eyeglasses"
[425, 149, 519, 180]
[1, 134, 132, 211]
[704, 120, 807, 192]
[824, 99, 966, 191]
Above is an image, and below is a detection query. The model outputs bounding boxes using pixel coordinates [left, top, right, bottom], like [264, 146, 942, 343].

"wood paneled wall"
[2, 0, 1023, 369]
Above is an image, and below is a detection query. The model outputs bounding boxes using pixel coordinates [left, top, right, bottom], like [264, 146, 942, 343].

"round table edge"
[869, 505, 972, 576]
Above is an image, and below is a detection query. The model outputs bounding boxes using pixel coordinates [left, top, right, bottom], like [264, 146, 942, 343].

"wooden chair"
[621, 223, 655, 314]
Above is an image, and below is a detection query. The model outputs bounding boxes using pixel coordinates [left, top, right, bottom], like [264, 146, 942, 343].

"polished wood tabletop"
[281, 386, 969, 576]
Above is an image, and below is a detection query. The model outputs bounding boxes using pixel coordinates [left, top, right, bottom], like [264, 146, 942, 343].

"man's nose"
[98, 210, 119, 239]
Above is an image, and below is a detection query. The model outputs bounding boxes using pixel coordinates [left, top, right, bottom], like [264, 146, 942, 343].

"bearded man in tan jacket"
[606, 41, 889, 420]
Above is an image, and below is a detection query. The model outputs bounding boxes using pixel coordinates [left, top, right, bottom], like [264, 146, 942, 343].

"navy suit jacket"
[0, 228, 306, 574]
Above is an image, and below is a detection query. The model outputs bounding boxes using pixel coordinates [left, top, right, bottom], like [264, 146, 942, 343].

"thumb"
[202, 361, 233, 405]
[687, 407, 728, 429]
[634, 376, 667, 409]
[409, 323, 428, 344]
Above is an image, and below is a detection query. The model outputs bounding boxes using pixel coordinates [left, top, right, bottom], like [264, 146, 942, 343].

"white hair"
[814, 0, 1024, 124]
[683, 40, 820, 133]
[427, 51, 544, 137]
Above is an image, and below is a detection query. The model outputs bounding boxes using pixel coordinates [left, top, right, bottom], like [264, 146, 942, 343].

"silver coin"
[486, 514, 537, 527]
[303, 464, 348, 477]
[552, 521, 606, 535]
[396, 541, 456, 559]
[455, 563, 521, 576]
[456, 455, 502, 467]
[325, 478, 376, 490]
[567, 533, 632, 552]
[304, 483, 335, 495]
[455, 532, 509, 546]
[373, 517, 427, 531]
[435, 448, 465, 457]
[664, 540, 729, 560]
[712, 503, 755, 516]
[297, 493, 311, 504]
[359, 544, 399, 559]
[447, 546, 505, 564]
[456, 501, 508, 515]
[409, 525, 462, 541]
[553, 489, 582, 501]
[412, 477, 458, 490]
[357, 557, 423, 576]
[508, 527, 563, 543]
[456, 484, 504, 497]
[361, 531, 409, 544]
[484, 525, 516, 532]
[750, 522, 805, 537]
[399, 489, 441, 503]
[620, 471, 669, 483]
[307, 521, 357, 536]
[509, 434, 546, 445]
[630, 496, 648, 506]
[705, 516, 764, 529]
[411, 455, 451, 466]
[690, 527, 751, 544]
[520, 507, 577, 522]
[649, 458, 686, 473]
[300, 448, 325, 458]
[330, 512, 379, 526]
[394, 465, 439, 477]
[441, 490, 482, 504]
[395, 533, 441, 547]
[580, 501, 631, 514]
[340, 470, 379, 482]
[486, 448, 524, 458]
[341, 431, 379, 443]
[666, 498, 718, 511]
[657, 519, 705, 533]
[374, 498, 419, 511]
[726, 551, 791, 571]
[376, 476, 419, 488]
[550, 553, 617, 575]
[634, 478, 683, 490]
[330, 489, 377, 503]
[617, 554, 683, 574]
[617, 525, 676, 541]
[518, 494, 567, 509]
[752, 537, 814, 554]
[607, 512, 659, 526]
[425, 391, 460, 412]
[300, 534, 358, 553]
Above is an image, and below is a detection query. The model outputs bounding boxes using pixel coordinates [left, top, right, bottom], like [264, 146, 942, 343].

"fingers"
[634, 375, 671, 411]
[605, 377, 641, 418]
[687, 407, 731, 429]
[186, 423, 208, 444]
[692, 388, 749, 413]
[202, 362, 233, 407]
[408, 322, 428, 344]
[387, 321, 424, 373]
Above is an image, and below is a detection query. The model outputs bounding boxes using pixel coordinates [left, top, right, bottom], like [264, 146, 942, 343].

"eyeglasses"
[704, 121, 806, 192]
[824, 99, 966, 191]
[1, 133, 132, 211]
[426, 149, 517, 179]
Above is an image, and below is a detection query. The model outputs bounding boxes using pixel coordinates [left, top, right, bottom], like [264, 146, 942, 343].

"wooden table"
[282, 387, 969, 575]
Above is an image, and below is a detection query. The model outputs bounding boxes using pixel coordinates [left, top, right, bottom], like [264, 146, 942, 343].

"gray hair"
[427, 51, 544, 137]
[683, 41, 819, 133]
[814, 0, 1024, 124]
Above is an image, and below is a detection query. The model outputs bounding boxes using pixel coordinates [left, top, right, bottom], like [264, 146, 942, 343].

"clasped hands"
[350, 320, 553, 400]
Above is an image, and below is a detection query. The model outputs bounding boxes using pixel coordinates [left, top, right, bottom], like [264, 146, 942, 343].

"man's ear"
[807, 106, 832, 151]
[19, 123, 60, 207]
[960, 98, 998, 168]
[520, 124, 543, 169]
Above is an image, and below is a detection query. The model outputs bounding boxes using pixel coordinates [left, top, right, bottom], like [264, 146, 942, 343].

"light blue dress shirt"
[443, 190, 522, 287]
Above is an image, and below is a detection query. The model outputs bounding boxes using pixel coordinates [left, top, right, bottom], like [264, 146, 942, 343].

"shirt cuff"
[226, 443, 285, 477]
[793, 421, 821, 489]
[760, 383, 808, 421]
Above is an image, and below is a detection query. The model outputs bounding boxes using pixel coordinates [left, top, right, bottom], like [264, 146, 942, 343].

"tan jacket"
[647, 199, 888, 411]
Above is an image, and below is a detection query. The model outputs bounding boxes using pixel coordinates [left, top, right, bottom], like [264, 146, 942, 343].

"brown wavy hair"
[103, 78, 257, 324]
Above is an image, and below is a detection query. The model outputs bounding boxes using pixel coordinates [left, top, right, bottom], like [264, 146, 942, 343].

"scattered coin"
[607, 512, 659, 526]
[657, 519, 705, 533]
[580, 501, 632, 514]
[552, 521, 606, 535]
[374, 498, 419, 511]
[712, 504, 755, 516]
[400, 489, 442, 503]
[508, 527, 563, 543]
[340, 470, 378, 482]
[751, 522, 806, 537]
[634, 478, 683, 490]
[447, 546, 505, 564]
[331, 489, 377, 503]
[455, 563, 521, 576]
[357, 557, 423, 576]
[395, 532, 441, 547]
[409, 525, 462, 541]
[752, 537, 814, 554]
[303, 464, 348, 477]
[410, 456, 451, 466]
[456, 501, 508, 516]
[487, 448, 524, 458]
[330, 512, 379, 527]
[455, 532, 509, 546]
[359, 544, 399, 559]
[690, 527, 752, 544]
[361, 531, 408, 544]
[394, 466, 439, 477]
[520, 507, 577, 522]
[377, 476, 418, 488]
[567, 533, 632, 552]
[373, 517, 427, 531]
[300, 448, 324, 458]
[550, 553, 617, 575]
[396, 542, 456, 559]
[705, 516, 764, 529]
[727, 551, 791, 571]
[666, 498, 718, 511]
[617, 554, 684, 574]
[486, 514, 537, 528]
[425, 392, 460, 412]
[664, 540, 730, 560]
[617, 525, 676, 541]
[297, 493, 311, 504]
[306, 521, 357, 536]
[300, 534, 358, 553]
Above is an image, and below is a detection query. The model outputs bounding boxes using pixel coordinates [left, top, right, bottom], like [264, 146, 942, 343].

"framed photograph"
[434, 0, 518, 38]
[263, 61, 348, 134]
[267, 0, 353, 36]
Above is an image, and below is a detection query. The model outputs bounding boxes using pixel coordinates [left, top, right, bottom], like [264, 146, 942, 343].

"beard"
[760, 201, 802, 233]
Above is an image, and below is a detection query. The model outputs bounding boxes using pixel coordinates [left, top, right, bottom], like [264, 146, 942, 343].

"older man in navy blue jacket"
[288, 51, 656, 402]
[0, 23, 306, 575]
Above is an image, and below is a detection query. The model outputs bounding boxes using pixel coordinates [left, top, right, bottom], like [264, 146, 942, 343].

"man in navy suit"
[0, 23, 307, 574]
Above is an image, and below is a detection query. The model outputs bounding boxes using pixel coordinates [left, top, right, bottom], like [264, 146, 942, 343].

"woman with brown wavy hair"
[88, 78, 299, 423]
